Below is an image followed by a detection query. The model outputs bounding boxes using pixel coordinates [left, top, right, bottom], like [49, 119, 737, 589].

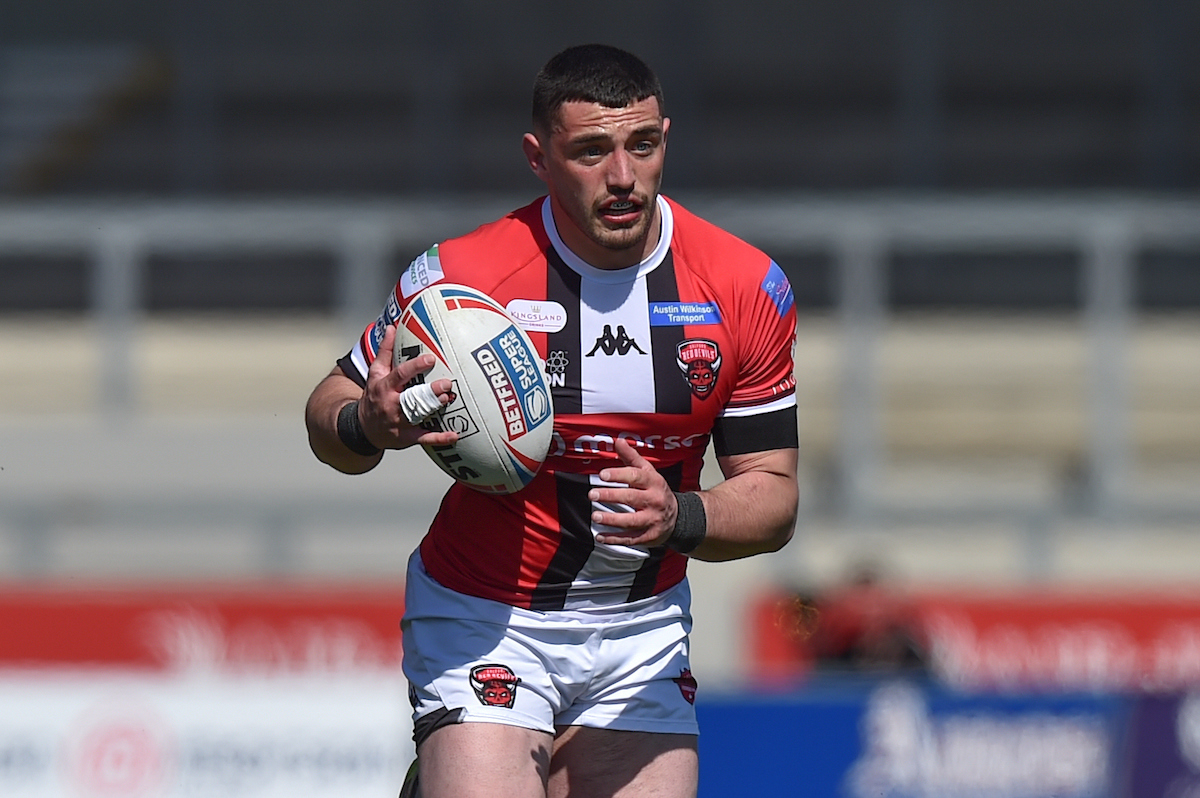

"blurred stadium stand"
[1, 0, 1197, 196]
[1, 0, 1198, 686]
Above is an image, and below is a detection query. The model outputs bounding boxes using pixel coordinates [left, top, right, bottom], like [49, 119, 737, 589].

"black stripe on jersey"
[337, 354, 367, 388]
[712, 407, 799, 456]
[646, 252, 693, 415]
[545, 250, 583, 415]
[626, 460, 683, 602]
[529, 474, 595, 611]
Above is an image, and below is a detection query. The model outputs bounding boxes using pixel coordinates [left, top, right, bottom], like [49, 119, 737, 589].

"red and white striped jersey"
[340, 195, 797, 610]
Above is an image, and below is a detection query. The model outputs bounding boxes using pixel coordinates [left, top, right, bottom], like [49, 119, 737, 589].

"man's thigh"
[417, 721, 553, 798]
[548, 726, 698, 798]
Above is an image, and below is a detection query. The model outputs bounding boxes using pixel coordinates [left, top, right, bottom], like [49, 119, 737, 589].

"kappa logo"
[586, 325, 646, 356]
[469, 663, 521, 708]
[676, 339, 722, 399]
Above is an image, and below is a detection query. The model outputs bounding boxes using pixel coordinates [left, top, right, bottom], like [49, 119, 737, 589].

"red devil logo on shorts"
[676, 340, 721, 399]
[673, 668, 698, 704]
[469, 664, 521, 708]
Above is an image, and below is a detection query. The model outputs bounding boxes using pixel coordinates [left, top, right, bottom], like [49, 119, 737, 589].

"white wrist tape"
[399, 383, 443, 425]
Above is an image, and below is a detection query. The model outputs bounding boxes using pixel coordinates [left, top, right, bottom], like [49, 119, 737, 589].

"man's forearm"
[686, 460, 798, 562]
[305, 372, 384, 475]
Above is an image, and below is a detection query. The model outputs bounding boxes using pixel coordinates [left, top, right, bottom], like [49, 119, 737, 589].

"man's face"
[523, 97, 669, 270]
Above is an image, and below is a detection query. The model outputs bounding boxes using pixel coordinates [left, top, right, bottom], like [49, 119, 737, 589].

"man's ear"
[522, 132, 547, 179]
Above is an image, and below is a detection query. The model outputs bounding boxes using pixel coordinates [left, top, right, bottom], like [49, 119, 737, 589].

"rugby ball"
[394, 283, 554, 494]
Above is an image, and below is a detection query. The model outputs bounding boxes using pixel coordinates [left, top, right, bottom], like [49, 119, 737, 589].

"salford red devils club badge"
[673, 668, 698, 704]
[676, 339, 722, 399]
[470, 664, 521, 708]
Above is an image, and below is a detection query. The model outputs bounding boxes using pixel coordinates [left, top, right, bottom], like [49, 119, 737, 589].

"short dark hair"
[532, 44, 664, 135]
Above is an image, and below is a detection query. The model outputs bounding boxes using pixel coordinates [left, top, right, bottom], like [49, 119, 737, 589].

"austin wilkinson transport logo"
[676, 339, 722, 399]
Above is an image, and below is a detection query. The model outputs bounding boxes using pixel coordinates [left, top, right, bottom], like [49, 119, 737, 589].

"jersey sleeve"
[724, 258, 798, 416]
[336, 244, 449, 385]
[711, 258, 798, 456]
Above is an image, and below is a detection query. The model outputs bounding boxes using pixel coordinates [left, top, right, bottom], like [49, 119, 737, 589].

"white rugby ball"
[394, 283, 553, 494]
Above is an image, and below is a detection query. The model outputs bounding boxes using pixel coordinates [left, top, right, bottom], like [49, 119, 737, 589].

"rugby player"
[306, 43, 799, 798]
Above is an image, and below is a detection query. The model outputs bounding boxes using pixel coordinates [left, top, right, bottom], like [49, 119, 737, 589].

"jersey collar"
[541, 195, 673, 284]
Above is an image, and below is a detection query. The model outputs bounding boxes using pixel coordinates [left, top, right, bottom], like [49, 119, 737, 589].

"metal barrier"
[1, 194, 1198, 553]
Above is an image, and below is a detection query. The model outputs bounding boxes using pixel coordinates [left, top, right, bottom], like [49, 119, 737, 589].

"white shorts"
[401, 551, 699, 742]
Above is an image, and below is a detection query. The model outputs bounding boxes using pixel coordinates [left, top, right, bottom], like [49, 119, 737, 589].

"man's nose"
[606, 149, 635, 190]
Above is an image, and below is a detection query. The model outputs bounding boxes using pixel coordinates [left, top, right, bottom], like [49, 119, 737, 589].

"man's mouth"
[601, 199, 641, 221]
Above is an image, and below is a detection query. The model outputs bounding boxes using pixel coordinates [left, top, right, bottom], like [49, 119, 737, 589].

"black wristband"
[336, 400, 382, 457]
[666, 491, 707, 554]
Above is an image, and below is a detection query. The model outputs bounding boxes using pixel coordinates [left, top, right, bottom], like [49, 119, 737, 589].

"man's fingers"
[370, 324, 415, 395]
[374, 326, 446, 394]
[371, 324, 396, 376]
[428, 377, 455, 398]
[590, 438, 676, 547]
[399, 383, 442, 424]
[600, 447, 656, 487]
[612, 437, 645, 465]
[414, 429, 459, 448]
[388, 347, 427, 381]
[596, 467, 640, 487]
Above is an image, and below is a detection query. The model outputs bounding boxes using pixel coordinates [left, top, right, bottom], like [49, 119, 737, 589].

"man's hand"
[583, 437, 800, 561]
[305, 323, 458, 474]
[358, 323, 458, 451]
[587, 438, 678, 547]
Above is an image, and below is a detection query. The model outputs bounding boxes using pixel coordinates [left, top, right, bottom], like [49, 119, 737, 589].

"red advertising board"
[750, 585, 1200, 691]
[0, 582, 406, 671]
[0, 583, 414, 798]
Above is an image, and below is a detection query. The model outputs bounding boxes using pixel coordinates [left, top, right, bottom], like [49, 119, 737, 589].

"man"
[305, 43, 799, 798]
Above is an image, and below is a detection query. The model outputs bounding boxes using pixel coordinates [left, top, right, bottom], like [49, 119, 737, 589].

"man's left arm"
[686, 446, 798, 561]
[589, 439, 798, 560]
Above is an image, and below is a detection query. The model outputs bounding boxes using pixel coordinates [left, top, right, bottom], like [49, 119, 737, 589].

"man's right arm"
[304, 323, 457, 475]
[305, 368, 385, 474]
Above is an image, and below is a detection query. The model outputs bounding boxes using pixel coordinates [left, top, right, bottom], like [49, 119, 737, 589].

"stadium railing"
[1, 194, 1198, 577]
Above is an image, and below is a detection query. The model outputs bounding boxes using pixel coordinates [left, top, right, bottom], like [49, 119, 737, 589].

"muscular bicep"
[716, 446, 798, 483]
[683, 446, 798, 562]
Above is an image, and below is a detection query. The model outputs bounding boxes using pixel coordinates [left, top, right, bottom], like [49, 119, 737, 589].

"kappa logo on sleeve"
[469, 664, 522, 708]
[760, 260, 794, 317]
